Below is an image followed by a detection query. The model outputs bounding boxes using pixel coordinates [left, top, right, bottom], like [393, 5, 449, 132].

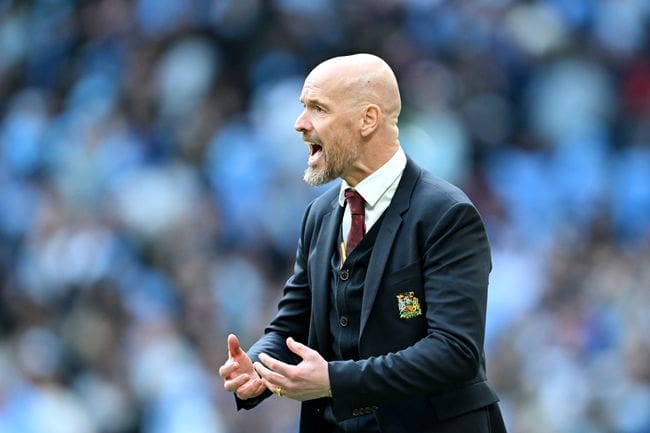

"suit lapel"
[311, 197, 343, 353]
[359, 158, 421, 339]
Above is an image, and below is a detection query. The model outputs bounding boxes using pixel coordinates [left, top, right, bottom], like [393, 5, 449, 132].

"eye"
[313, 105, 324, 113]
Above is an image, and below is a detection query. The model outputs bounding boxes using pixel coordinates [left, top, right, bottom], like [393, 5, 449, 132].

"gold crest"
[396, 291, 422, 319]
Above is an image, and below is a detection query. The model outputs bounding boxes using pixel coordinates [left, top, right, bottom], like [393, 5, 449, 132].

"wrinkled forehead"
[301, 66, 346, 100]
[300, 62, 360, 105]
[300, 55, 401, 118]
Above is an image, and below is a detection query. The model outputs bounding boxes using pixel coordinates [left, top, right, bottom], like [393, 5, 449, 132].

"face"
[294, 74, 360, 186]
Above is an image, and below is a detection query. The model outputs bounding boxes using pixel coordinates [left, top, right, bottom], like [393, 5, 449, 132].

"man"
[218, 54, 506, 433]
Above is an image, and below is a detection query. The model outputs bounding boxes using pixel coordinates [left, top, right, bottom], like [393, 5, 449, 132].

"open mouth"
[307, 142, 324, 166]
[309, 143, 323, 156]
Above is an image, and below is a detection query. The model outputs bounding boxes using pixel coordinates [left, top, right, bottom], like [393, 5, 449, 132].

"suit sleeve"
[235, 202, 314, 410]
[328, 202, 492, 420]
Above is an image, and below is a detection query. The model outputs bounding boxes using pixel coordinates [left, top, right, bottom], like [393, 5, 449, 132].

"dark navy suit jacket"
[238, 157, 503, 433]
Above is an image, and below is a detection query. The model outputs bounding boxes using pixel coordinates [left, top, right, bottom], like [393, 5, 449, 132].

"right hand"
[218, 334, 266, 400]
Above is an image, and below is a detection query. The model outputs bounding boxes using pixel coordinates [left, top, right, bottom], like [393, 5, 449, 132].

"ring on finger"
[274, 386, 283, 397]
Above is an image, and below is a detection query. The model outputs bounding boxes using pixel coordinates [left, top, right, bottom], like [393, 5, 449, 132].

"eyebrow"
[302, 97, 328, 108]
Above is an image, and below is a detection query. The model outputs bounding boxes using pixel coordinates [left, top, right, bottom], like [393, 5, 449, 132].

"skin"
[297, 53, 401, 187]
[218, 53, 402, 402]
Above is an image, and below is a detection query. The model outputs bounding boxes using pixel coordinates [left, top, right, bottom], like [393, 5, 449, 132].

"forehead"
[300, 68, 344, 103]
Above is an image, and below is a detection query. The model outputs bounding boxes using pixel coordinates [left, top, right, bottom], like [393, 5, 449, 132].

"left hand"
[255, 337, 331, 401]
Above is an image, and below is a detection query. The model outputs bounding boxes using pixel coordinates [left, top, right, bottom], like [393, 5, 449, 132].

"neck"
[343, 141, 399, 186]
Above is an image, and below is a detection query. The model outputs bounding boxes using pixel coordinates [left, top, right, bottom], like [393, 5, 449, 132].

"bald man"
[218, 54, 506, 433]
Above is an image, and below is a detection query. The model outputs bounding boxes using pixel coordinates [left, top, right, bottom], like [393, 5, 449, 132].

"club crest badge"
[396, 291, 422, 319]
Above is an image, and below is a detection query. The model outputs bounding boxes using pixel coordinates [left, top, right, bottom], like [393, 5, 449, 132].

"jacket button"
[339, 269, 349, 280]
[339, 316, 348, 327]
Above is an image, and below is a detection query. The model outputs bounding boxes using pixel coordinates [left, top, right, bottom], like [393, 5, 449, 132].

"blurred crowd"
[1, 0, 649, 432]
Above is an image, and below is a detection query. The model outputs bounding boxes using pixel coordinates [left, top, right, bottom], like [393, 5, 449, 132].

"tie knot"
[344, 189, 365, 215]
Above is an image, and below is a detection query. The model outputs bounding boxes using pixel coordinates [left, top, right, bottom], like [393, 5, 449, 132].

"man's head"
[294, 54, 401, 186]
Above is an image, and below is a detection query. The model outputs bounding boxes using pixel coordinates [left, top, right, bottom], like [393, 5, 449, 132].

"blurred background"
[1, 0, 649, 432]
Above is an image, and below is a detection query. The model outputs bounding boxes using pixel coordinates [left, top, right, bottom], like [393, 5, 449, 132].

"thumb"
[286, 337, 310, 359]
[227, 334, 241, 358]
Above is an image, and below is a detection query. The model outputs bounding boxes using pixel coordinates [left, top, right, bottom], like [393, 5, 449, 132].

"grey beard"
[303, 166, 335, 186]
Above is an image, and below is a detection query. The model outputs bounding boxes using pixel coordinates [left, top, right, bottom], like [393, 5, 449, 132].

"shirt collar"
[338, 147, 407, 208]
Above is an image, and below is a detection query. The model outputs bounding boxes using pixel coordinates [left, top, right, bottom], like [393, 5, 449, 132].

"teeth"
[306, 142, 322, 156]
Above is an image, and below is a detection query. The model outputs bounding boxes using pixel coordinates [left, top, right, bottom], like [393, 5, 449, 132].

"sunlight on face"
[299, 74, 360, 186]
[303, 128, 359, 186]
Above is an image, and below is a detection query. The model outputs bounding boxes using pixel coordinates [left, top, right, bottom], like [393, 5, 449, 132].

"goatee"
[303, 167, 335, 186]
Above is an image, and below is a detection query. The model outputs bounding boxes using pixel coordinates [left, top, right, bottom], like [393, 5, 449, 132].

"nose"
[294, 109, 311, 133]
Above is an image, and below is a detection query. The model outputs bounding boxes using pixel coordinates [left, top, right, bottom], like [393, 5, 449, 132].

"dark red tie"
[345, 189, 365, 254]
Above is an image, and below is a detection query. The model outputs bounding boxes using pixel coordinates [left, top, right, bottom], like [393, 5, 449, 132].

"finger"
[253, 378, 268, 395]
[236, 378, 267, 400]
[218, 361, 239, 378]
[260, 378, 280, 396]
[224, 373, 250, 392]
[286, 336, 311, 359]
[258, 352, 294, 378]
[256, 373, 283, 396]
[237, 376, 264, 396]
[254, 360, 287, 387]
[227, 334, 241, 358]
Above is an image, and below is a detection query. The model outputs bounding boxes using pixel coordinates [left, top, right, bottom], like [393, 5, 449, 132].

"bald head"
[295, 54, 402, 186]
[306, 54, 402, 126]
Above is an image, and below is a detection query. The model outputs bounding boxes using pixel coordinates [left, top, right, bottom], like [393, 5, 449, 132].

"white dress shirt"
[338, 147, 407, 248]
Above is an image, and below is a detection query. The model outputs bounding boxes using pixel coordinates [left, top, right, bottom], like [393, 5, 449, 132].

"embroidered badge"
[396, 291, 422, 319]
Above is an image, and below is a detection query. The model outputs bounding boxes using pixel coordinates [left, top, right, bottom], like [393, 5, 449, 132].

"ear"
[360, 104, 380, 137]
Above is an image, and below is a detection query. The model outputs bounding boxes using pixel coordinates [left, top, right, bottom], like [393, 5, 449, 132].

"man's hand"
[218, 334, 266, 400]
[254, 337, 330, 401]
